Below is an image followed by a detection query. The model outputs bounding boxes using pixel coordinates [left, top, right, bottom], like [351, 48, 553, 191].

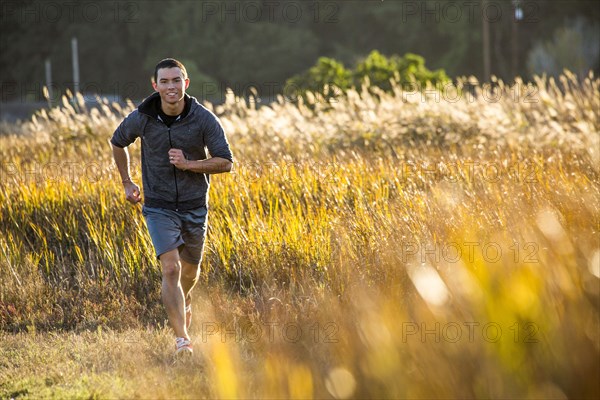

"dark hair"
[153, 58, 188, 83]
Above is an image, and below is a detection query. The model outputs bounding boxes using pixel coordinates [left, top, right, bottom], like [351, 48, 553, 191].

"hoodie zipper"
[167, 127, 179, 211]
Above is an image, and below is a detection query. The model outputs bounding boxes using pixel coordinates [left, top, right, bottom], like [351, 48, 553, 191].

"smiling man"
[110, 58, 233, 356]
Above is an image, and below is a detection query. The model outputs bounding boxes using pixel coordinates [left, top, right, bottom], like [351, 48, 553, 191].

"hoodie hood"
[137, 92, 194, 120]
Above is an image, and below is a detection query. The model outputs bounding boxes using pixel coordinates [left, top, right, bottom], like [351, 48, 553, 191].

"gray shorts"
[142, 205, 208, 264]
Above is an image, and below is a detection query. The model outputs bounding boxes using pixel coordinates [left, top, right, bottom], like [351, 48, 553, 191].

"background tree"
[1, 0, 598, 104]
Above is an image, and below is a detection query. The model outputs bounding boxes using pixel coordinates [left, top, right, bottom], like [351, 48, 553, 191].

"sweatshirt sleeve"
[110, 111, 142, 148]
[203, 111, 234, 163]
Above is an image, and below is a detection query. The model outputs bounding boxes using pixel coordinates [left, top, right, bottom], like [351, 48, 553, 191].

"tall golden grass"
[1, 72, 599, 398]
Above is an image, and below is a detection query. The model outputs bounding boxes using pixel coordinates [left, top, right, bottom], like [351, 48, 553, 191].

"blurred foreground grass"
[1, 73, 599, 398]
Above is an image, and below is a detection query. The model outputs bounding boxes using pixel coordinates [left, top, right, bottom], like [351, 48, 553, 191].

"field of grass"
[1, 72, 599, 399]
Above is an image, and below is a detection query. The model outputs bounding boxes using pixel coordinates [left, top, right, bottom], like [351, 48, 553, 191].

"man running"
[111, 58, 233, 355]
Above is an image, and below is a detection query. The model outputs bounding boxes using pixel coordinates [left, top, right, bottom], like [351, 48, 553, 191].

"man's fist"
[124, 181, 141, 204]
[168, 148, 189, 170]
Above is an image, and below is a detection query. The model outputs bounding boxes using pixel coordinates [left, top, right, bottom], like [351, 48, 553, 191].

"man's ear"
[184, 78, 190, 89]
[152, 81, 158, 91]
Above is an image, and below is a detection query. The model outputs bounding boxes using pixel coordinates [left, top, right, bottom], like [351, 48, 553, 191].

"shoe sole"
[176, 346, 193, 356]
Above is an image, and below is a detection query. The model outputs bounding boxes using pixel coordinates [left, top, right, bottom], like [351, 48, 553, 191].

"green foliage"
[286, 51, 450, 101]
[355, 51, 449, 91]
[354, 50, 400, 91]
[285, 57, 353, 100]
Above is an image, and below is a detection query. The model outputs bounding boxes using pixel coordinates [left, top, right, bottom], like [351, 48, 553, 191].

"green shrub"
[286, 50, 450, 103]
[285, 57, 353, 102]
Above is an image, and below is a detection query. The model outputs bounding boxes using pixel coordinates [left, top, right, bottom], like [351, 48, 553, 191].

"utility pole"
[482, 0, 491, 81]
[512, 1, 523, 80]
[45, 59, 53, 108]
[71, 37, 80, 95]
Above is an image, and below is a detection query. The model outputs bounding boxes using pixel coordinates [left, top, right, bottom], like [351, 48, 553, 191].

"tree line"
[1, 0, 598, 103]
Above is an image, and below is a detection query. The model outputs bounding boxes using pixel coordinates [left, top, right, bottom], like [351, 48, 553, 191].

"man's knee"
[160, 251, 181, 280]
[162, 261, 181, 279]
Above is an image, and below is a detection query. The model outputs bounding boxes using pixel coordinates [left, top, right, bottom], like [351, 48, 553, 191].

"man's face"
[152, 67, 189, 104]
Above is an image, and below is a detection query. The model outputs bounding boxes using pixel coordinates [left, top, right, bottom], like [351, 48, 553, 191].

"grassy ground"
[1, 73, 599, 398]
[1, 325, 218, 399]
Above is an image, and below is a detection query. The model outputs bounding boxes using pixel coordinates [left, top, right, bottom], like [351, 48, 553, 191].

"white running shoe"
[175, 337, 193, 356]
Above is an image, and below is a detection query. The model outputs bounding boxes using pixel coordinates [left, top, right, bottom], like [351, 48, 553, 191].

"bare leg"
[180, 259, 200, 329]
[181, 259, 201, 298]
[160, 249, 188, 340]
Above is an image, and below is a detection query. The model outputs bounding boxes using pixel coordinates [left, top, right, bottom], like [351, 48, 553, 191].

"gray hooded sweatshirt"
[111, 93, 233, 211]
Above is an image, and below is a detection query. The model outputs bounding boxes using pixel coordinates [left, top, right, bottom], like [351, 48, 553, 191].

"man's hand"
[168, 148, 232, 174]
[168, 148, 189, 170]
[112, 144, 141, 203]
[123, 181, 141, 204]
